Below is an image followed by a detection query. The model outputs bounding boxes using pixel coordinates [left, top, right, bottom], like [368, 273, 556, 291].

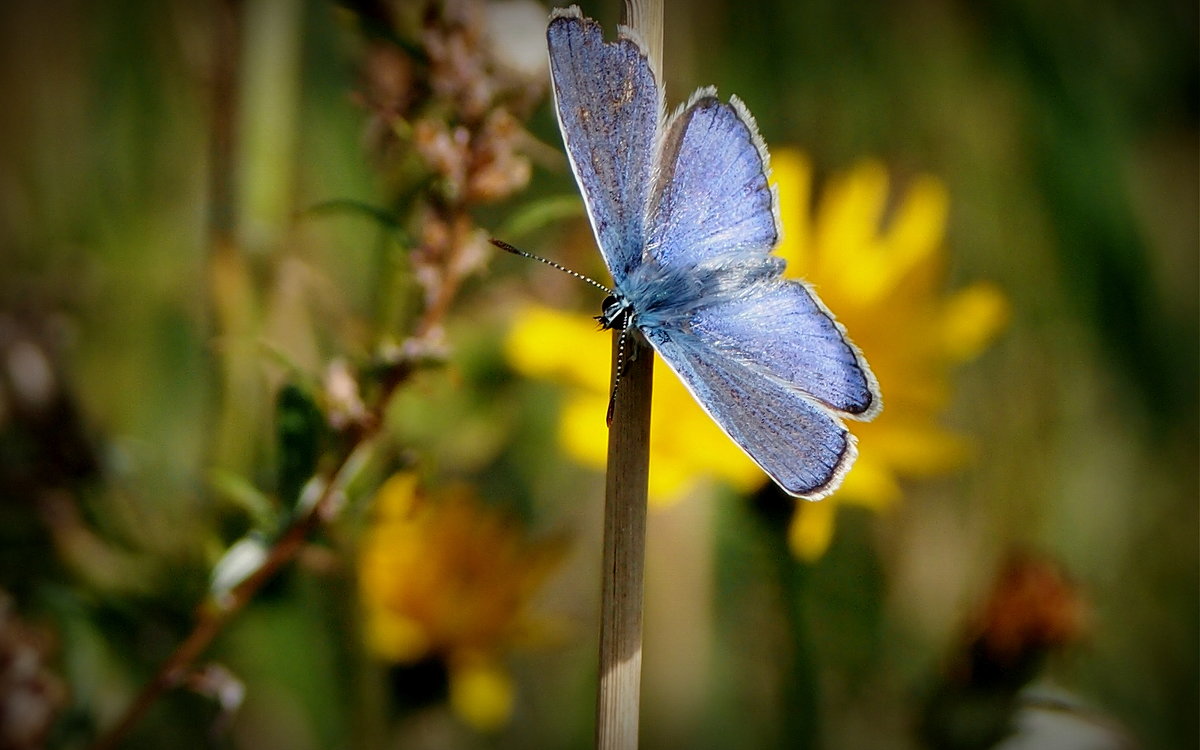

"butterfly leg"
[605, 325, 631, 427]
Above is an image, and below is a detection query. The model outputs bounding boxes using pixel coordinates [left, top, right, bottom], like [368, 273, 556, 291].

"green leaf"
[494, 195, 584, 240]
[300, 198, 408, 238]
[208, 468, 278, 530]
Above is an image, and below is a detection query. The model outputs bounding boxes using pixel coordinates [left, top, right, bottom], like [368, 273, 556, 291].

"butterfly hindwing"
[547, 9, 661, 284]
[686, 280, 880, 418]
[645, 327, 856, 499]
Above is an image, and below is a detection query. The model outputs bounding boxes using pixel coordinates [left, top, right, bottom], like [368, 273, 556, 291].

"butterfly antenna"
[490, 239, 613, 295]
[605, 326, 630, 426]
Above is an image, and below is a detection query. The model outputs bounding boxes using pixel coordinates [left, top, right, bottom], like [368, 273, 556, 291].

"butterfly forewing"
[646, 94, 780, 268]
[547, 10, 661, 284]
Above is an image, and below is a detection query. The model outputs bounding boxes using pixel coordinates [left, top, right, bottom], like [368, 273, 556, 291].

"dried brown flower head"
[349, 0, 549, 349]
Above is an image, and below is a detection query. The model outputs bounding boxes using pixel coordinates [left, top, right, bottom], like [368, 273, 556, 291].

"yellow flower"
[358, 473, 565, 730]
[772, 151, 1007, 558]
[505, 150, 1007, 560]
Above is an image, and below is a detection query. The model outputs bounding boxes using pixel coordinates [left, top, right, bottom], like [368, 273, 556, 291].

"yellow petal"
[374, 472, 420, 519]
[835, 456, 903, 510]
[847, 174, 949, 305]
[867, 424, 971, 475]
[558, 378, 714, 503]
[788, 500, 837, 562]
[506, 306, 609, 391]
[559, 392, 609, 471]
[880, 175, 948, 277]
[359, 527, 422, 601]
[812, 160, 889, 284]
[771, 149, 813, 275]
[646, 460, 697, 504]
[364, 612, 430, 663]
[940, 282, 1010, 362]
[450, 658, 515, 731]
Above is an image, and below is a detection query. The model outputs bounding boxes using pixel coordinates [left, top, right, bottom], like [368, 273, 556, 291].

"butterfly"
[517, 6, 881, 499]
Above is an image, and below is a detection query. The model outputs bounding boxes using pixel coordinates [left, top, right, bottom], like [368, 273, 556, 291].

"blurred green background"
[0, 0, 1195, 748]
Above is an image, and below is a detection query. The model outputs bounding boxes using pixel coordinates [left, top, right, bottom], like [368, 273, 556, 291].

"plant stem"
[596, 330, 653, 749]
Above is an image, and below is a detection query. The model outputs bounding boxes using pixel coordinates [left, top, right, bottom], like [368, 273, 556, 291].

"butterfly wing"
[547, 8, 661, 284]
[687, 280, 881, 418]
[643, 325, 856, 499]
[642, 89, 879, 417]
[645, 92, 780, 269]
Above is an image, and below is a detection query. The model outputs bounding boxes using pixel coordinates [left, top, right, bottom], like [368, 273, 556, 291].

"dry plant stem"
[597, 1, 660, 744]
[206, 0, 238, 253]
[596, 330, 653, 750]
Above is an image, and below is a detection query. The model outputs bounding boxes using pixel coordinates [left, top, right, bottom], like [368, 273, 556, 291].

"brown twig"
[595, 330, 653, 750]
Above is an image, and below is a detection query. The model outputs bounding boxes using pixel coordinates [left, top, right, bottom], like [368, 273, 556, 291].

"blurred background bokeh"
[0, 0, 1194, 748]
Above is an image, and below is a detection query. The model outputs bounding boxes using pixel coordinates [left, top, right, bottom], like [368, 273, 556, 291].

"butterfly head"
[596, 294, 633, 331]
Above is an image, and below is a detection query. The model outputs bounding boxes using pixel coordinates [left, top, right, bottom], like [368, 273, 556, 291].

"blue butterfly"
[518, 6, 881, 499]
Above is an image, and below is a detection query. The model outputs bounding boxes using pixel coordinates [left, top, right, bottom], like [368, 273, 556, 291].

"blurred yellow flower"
[358, 472, 565, 730]
[505, 150, 1007, 560]
[773, 151, 1007, 558]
